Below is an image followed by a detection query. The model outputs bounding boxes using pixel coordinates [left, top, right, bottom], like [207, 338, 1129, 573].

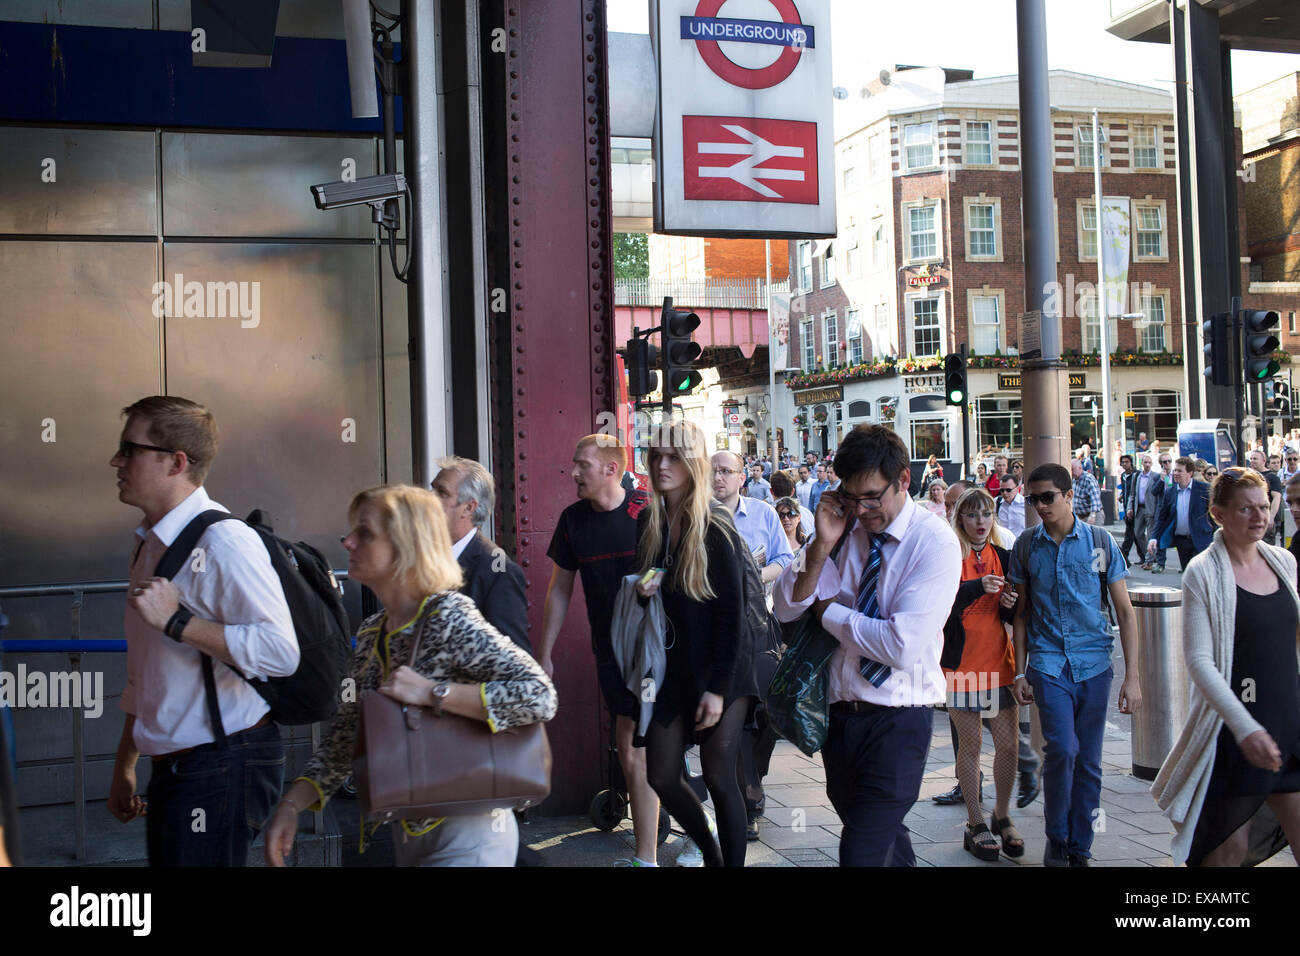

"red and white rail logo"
[682, 115, 818, 204]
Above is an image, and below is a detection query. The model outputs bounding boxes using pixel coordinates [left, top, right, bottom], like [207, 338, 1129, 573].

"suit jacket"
[1135, 469, 1164, 514]
[1150, 480, 1213, 552]
[1119, 469, 1138, 523]
[457, 531, 531, 653]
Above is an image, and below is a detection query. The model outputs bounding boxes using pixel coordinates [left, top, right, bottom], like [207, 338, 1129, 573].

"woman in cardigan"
[1151, 467, 1300, 866]
[635, 420, 752, 867]
[943, 487, 1023, 860]
[263, 484, 556, 867]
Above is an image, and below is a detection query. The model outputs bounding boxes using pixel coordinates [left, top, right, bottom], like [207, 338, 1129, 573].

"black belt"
[830, 700, 890, 717]
[151, 713, 273, 762]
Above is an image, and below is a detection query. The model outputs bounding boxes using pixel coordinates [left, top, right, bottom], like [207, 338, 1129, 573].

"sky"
[609, 0, 1298, 97]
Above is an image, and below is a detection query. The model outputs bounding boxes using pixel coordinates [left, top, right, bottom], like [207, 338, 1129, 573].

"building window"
[873, 222, 887, 267]
[906, 203, 940, 261]
[1128, 389, 1182, 445]
[1076, 124, 1107, 168]
[848, 400, 871, 418]
[971, 294, 1002, 354]
[965, 120, 992, 165]
[1290, 311, 1296, 335]
[1069, 392, 1103, 448]
[869, 131, 884, 177]
[1132, 125, 1159, 169]
[1139, 292, 1167, 352]
[847, 309, 864, 365]
[964, 197, 1001, 260]
[821, 244, 836, 287]
[798, 241, 812, 290]
[873, 302, 890, 357]
[843, 165, 857, 191]
[845, 230, 859, 276]
[801, 318, 815, 370]
[824, 311, 839, 366]
[903, 122, 935, 170]
[911, 297, 942, 356]
[1134, 203, 1166, 259]
[1078, 202, 1097, 261]
[911, 419, 950, 461]
[977, 396, 1022, 454]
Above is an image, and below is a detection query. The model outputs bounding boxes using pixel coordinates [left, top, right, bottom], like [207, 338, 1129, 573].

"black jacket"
[457, 531, 531, 653]
[941, 544, 1017, 671]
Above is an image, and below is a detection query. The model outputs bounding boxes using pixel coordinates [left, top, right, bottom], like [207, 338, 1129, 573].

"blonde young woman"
[635, 420, 754, 867]
[264, 485, 556, 867]
[942, 487, 1023, 861]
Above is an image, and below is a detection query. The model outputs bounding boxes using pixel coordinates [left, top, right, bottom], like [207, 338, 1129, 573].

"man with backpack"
[108, 396, 300, 866]
[1008, 463, 1142, 868]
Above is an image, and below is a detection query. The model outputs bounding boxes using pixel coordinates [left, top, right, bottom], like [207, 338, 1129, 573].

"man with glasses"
[1010, 463, 1141, 867]
[711, 452, 793, 839]
[1248, 449, 1284, 546]
[808, 462, 832, 514]
[997, 473, 1026, 537]
[108, 396, 298, 866]
[774, 425, 961, 866]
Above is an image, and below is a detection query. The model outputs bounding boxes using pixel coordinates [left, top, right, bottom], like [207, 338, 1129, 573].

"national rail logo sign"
[681, 0, 813, 90]
[653, 0, 834, 236]
[683, 116, 818, 203]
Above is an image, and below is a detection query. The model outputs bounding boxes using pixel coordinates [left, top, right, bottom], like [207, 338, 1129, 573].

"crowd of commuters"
[3, 398, 1288, 872]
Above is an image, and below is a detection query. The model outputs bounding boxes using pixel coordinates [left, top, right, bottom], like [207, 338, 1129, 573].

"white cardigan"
[1149, 529, 1300, 864]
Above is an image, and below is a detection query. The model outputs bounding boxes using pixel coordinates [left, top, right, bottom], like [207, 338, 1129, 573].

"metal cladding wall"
[497, 0, 613, 813]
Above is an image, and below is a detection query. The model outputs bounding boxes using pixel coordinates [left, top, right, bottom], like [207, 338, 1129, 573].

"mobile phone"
[640, 567, 664, 586]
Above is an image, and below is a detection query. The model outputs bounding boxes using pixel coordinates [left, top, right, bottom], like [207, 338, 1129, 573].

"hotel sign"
[906, 263, 942, 288]
[998, 372, 1085, 389]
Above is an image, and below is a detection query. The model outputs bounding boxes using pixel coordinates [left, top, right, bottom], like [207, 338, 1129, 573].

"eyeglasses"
[834, 482, 897, 511]
[711, 468, 742, 477]
[1160, 459, 1171, 465]
[960, 510, 994, 521]
[117, 439, 177, 459]
[1024, 491, 1064, 507]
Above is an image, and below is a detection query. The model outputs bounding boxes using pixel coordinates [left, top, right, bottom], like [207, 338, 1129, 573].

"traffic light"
[1202, 311, 1232, 387]
[1270, 381, 1291, 418]
[1241, 308, 1281, 382]
[662, 305, 702, 395]
[625, 336, 659, 397]
[943, 352, 967, 406]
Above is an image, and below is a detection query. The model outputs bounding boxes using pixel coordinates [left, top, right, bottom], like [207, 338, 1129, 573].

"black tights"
[645, 697, 750, 867]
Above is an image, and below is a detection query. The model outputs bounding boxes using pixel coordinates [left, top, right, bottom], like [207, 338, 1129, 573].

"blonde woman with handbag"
[264, 485, 555, 867]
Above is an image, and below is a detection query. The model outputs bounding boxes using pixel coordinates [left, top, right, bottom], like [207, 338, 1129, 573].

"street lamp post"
[765, 240, 777, 460]
[1092, 107, 1116, 487]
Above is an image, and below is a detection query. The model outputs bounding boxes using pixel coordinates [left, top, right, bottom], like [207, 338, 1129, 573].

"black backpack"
[153, 509, 351, 745]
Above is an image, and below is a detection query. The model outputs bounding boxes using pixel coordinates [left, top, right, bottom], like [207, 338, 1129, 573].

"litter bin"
[1101, 488, 1115, 525]
[1128, 584, 1188, 780]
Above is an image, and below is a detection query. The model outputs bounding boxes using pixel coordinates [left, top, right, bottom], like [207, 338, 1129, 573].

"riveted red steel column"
[503, 0, 613, 814]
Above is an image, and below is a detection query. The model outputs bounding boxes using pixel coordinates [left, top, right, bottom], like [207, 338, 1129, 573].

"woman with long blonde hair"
[635, 420, 754, 866]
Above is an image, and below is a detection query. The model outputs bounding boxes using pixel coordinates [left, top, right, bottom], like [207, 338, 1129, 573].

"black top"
[458, 532, 531, 653]
[547, 488, 649, 658]
[1227, 580, 1300, 790]
[636, 504, 751, 723]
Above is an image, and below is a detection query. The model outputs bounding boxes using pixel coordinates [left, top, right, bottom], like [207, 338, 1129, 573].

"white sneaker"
[675, 812, 717, 867]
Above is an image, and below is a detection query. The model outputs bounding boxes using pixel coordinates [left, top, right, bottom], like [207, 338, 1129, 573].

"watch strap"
[164, 606, 193, 642]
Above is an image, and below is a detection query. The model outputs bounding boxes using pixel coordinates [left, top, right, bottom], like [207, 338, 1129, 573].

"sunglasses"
[777, 510, 797, 519]
[117, 438, 178, 459]
[1024, 491, 1064, 507]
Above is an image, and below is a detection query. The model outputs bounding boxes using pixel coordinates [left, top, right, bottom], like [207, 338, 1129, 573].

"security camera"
[310, 172, 407, 211]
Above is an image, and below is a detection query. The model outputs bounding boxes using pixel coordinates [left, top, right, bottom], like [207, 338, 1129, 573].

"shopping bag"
[764, 613, 839, 756]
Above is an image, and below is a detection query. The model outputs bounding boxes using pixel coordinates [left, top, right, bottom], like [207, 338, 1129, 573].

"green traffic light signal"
[1241, 308, 1280, 382]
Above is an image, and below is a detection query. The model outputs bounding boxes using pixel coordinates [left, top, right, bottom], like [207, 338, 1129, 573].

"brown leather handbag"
[352, 624, 552, 821]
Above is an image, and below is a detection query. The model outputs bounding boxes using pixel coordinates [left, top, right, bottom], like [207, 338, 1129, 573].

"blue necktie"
[855, 533, 892, 687]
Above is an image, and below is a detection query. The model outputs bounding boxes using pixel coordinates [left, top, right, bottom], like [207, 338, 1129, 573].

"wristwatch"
[164, 606, 193, 643]
[428, 681, 451, 716]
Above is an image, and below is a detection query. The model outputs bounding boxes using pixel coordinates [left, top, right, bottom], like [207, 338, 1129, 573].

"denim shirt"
[1006, 517, 1127, 682]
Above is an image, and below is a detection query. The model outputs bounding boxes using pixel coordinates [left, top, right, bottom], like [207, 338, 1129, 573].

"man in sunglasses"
[774, 425, 961, 866]
[1009, 463, 1141, 867]
[996, 473, 1026, 537]
[108, 396, 298, 866]
[1248, 449, 1284, 546]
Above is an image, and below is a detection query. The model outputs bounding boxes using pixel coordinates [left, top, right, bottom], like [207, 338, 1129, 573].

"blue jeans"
[145, 721, 284, 867]
[1027, 664, 1112, 858]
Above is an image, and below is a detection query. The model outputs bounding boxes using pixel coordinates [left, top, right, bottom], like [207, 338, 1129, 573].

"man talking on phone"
[774, 425, 961, 866]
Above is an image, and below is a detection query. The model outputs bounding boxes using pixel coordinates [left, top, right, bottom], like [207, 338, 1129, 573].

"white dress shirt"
[773, 495, 961, 707]
[997, 494, 1026, 537]
[795, 478, 814, 510]
[450, 526, 478, 560]
[123, 486, 299, 755]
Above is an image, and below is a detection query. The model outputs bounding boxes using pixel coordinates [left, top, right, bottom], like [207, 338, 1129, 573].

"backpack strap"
[152, 510, 240, 748]
[1090, 523, 1116, 623]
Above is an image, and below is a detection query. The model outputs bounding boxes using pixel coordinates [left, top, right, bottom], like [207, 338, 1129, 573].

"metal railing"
[614, 277, 790, 309]
[0, 574, 349, 862]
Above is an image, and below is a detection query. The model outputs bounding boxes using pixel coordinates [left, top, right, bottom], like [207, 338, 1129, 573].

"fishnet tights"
[951, 705, 1019, 827]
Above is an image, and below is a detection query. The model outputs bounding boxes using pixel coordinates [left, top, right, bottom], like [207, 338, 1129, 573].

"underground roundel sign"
[682, 0, 813, 90]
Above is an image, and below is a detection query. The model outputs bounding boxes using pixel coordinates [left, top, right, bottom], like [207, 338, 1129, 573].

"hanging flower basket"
[792, 413, 808, 427]
[812, 411, 828, 423]
[741, 418, 755, 428]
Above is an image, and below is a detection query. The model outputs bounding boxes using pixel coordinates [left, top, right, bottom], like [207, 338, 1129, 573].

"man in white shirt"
[775, 425, 961, 866]
[794, 465, 814, 511]
[108, 396, 299, 867]
[996, 473, 1026, 538]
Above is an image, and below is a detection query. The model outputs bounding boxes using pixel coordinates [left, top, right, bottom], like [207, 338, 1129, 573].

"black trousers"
[1172, 534, 1196, 571]
[738, 717, 779, 819]
[1118, 518, 1138, 564]
[823, 704, 932, 867]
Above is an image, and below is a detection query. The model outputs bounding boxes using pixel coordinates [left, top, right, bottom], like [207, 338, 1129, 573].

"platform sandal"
[990, 815, 1025, 858]
[963, 822, 1000, 861]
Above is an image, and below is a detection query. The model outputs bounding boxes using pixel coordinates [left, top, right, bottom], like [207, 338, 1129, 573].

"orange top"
[945, 546, 1016, 691]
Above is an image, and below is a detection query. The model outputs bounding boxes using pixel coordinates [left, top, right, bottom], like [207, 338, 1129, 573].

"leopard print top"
[298, 589, 557, 816]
